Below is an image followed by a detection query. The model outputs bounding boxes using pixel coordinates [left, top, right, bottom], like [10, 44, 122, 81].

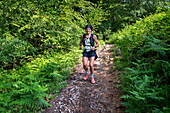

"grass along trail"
[41, 44, 124, 113]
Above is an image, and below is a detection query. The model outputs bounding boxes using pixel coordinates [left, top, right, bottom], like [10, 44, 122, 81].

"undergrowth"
[0, 46, 82, 112]
[108, 9, 170, 113]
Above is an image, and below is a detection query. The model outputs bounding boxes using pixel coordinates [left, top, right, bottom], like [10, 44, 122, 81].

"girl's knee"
[83, 64, 88, 68]
[89, 63, 93, 68]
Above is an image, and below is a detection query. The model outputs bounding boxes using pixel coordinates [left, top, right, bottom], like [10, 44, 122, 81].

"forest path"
[41, 44, 124, 113]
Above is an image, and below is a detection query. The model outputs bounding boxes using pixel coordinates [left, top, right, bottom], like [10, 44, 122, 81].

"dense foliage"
[107, 9, 170, 112]
[88, 0, 167, 41]
[0, 48, 84, 112]
[0, 0, 106, 69]
[0, 0, 169, 112]
[101, 0, 166, 31]
[0, 0, 105, 112]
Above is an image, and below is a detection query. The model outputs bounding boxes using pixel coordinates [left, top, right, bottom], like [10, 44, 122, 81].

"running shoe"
[91, 77, 95, 84]
[83, 73, 90, 80]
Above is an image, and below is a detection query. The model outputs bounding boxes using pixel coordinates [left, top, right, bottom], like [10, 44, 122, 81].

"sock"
[91, 74, 94, 77]
[86, 70, 88, 74]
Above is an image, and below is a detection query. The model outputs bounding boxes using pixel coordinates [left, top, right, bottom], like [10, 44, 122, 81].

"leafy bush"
[0, 0, 106, 112]
[100, 0, 167, 32]
[108, 10, 170, 112]
[0, 36, 37, 69]
[0, 0, 106, 69]
[0, 0, 105, 48]
[0, 46, 82, 112]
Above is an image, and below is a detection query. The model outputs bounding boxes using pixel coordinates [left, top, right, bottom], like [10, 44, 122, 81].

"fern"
[112, 10, 170, 112]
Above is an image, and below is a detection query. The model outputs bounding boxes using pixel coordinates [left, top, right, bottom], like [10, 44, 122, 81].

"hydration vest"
[82, 34, 94, 47]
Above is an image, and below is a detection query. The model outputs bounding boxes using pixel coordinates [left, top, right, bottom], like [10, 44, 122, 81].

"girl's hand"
[91, 46, 95, 51]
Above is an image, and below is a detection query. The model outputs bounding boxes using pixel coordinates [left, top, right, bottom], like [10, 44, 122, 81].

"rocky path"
[41, 44, 124, 113]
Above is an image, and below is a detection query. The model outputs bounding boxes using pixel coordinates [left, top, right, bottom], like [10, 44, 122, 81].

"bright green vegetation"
[0, 0, 169, 112]
[0, 0, 106, 112]
[108, 9, 170, 112]
[0, 48, 82, 112]
[90, 0, 167, 41]
[0, 0, 105, 69]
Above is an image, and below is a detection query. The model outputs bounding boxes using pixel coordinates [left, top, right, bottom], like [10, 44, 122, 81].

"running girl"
[80, 25, 99, 84]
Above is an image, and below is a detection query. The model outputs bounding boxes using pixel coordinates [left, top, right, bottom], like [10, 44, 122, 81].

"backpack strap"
[90, 34, 94, 47]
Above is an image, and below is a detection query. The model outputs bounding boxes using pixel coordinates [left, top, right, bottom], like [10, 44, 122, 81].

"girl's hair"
[85, 25, 93, 31]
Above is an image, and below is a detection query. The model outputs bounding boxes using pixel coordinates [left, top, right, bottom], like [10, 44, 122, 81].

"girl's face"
[86, 27, 92, 34]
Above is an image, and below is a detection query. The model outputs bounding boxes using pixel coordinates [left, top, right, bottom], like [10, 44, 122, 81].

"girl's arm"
[91, 34, 99, 50]
[93, 34, 99, 47]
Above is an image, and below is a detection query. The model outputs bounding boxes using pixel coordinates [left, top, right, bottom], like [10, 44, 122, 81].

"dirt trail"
[41, 44, 124, 113]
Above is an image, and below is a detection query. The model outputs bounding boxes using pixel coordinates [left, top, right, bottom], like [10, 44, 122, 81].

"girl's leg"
[83, 57, 90, 80]
[89, 56, 95, 74]
[89, 56, 95, 83]
[83, 57, 89, 71]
